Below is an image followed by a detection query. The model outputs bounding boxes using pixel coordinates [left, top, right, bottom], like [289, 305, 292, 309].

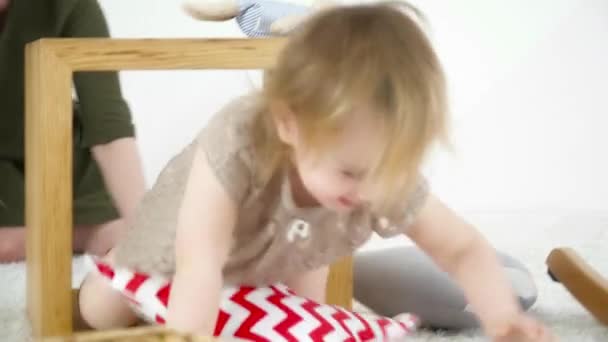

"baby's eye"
[340, 170, 357, 179]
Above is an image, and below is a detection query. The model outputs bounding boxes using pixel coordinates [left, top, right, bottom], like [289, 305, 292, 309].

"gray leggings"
[353, 247, 538, 330]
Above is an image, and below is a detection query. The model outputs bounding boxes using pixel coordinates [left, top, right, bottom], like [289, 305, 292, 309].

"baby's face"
[291, 111, 385, 212]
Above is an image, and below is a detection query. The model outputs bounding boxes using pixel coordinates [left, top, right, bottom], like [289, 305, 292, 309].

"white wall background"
[98, 0, 608, 218]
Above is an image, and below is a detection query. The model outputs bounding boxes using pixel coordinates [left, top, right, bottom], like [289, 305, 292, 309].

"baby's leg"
[78, 249, 139, 329]
[354, 246, 537, 330]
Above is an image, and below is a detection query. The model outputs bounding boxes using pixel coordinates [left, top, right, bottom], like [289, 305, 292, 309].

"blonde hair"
[252, 2, 449, 211]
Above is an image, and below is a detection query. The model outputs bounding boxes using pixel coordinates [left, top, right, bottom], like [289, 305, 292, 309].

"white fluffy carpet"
[1, 212, 607, 341]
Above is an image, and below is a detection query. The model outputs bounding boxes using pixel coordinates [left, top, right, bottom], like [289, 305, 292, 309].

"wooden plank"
[41, 326, 217, 341]
[45, 38, 286, 71]
[326, 257, 354, 309]
[547, 248, 608, 325]
[26, 40, 74, 338]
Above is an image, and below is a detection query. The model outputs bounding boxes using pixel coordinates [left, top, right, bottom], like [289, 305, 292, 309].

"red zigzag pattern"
[267, 285, 303, 341]
[91, 257, 418, 341]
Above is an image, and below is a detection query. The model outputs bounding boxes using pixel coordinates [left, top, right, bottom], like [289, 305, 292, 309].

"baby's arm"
[166, 149, 237, 335]
[404, 195, 544, 338]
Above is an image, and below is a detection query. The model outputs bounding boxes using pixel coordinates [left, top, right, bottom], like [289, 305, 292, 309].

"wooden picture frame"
[25, 38, 353, 338]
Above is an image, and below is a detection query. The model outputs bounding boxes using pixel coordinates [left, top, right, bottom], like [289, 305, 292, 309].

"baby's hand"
[492, 314, 555, 342]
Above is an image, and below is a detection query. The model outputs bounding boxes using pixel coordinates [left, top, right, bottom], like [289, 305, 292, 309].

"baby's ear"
[182, 0, 240, 21]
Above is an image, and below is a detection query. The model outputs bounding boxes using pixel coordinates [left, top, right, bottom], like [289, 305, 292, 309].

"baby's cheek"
[331, 175, 355, 193]
[315, 172, 339, 189]
[315, 177, 337, 195]
[300, 173, 327, 195]
[306, 169, 346, 197]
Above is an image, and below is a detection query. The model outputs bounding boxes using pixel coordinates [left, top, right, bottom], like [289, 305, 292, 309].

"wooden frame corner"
[25, 38, 352, 339]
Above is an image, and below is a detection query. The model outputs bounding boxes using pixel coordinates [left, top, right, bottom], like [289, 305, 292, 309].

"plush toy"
[182, 0, 336, 37]
[89, 257, 419, 341]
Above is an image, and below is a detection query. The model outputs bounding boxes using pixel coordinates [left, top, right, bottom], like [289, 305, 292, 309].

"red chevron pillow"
[89, 257, 419, 341]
